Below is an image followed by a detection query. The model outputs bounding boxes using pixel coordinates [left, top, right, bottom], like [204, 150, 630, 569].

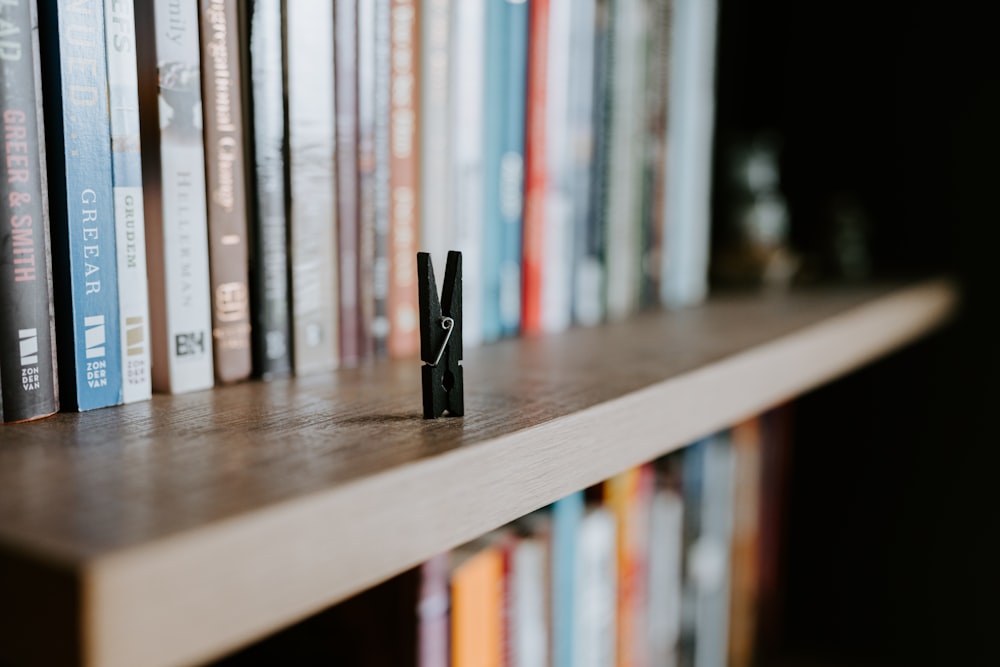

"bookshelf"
[0, 277, 955, 667]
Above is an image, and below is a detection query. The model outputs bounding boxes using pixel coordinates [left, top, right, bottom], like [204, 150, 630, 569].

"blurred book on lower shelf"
[211, 404, 794, 667]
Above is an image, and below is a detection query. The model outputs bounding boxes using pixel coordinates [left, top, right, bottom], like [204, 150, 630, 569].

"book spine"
[512, 536, 549, 667]
[0, 0, 58, 422]
[372, 0, 391, 357]
[199, 0, 252, 384]
[334, 0, 362, 367]
[552, 492, 584, 667]
[286, 0, 339, 374]
[388, 0, 420, 359]
[728, 418, 763, 667]
[357, 0, 377, 360]
[418, 552, 451, 667]
[482, 0, 527, 341]
[419, 0, 451, 269]
[661, 0, 717, 308]
[521, 0, 550, 336]
[540, 0, 574, 335]
[565, 0, 598, 330]
[104, 0, 152, 404]
[39, 0, 122, 411]
[576, 0, 611, 327]
[576, 507, 617, 667]
[482, 0, 506, 342]
[134, 0, 215, 394]
[449, 0, 485, 347]
[452, 543, 505, 667]
[246, 0, 292, 378]
[500, 0, 528, 337]
[640, 0, 672, 309]
[605, 0, 648, 321]
[648, 485, 684, 667]
[605, 464, 654, 667]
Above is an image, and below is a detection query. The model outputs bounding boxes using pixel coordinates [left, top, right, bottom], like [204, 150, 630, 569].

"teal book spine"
[39, 0, 123, 411]
[552, 491, 584, 667]
[483, 0, 529, 340]
[500, 0, 528, 337]
[481, 0, 508, 342]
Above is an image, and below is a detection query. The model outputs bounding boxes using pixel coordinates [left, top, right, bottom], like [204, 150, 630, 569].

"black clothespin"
[418, 251, 464, 418]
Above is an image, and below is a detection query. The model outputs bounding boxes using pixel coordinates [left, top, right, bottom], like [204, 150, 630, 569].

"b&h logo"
[19, 328, 40, 392]
[84, 316, 106, 359]
[175, 331, 206, 357]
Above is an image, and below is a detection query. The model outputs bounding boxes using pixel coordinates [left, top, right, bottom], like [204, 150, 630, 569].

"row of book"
[423, 414, 786, 667]
[215, 409, 791, 667]
[0, 0, 718, 423]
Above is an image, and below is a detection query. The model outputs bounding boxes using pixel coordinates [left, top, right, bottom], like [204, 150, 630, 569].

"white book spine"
[577, 508, 618, 667]
[287, 0, 339, 374]
[450, 0, 486, 347]
[421, 0, 453, 269]
[105, 0, 151, 402]
[692, 435, 735, 667]
[513, 538, 549, 667]
[568, 0, 599, 327]
[541, 0, 574, 334]
[649, 488, 685, 667]
[605, 0, 649, 321]
[144, 0, 215, 394]
[662, 0, 717, 308]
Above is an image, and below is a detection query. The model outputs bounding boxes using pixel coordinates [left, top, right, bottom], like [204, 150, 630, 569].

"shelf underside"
[0, 278, 957, 667]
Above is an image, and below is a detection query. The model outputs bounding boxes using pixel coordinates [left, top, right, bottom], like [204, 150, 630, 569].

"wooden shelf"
[0, 278, 957, 667]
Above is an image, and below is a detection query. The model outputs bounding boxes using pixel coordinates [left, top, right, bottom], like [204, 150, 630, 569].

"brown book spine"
[335, 0, 363, 366]
[199, 0, 252, 383]
[388, 0, 420, 359]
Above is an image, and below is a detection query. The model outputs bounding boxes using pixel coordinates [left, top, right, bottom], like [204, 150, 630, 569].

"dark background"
[713, 1, 999, 664]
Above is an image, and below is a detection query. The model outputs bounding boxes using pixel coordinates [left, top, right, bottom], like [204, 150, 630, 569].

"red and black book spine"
[335, 0, 364, 366]
[0, 0, 58, 422]
[199, 0, 253, 383]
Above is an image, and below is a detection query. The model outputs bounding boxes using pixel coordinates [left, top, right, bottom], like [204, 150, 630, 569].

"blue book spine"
[38, 1, 122, 410]
[481, 0, 509, 342]
[500, 0, 529, 337]
[552, 491, 584, 667]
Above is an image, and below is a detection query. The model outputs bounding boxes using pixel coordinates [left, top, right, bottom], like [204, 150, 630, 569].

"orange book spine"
[605, 464, 654, 667]
[521, 0, 550, 335]
[388, 0, 421, 358]
[452, 545, 504, 667]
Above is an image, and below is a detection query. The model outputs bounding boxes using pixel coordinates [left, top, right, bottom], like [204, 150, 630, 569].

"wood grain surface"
[0, 279, 957, 667]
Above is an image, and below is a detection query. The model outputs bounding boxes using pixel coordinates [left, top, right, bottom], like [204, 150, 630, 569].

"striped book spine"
[104, 0, 152, 403]
[0, 0, 58, 422]
[39, 0, 123, 411]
